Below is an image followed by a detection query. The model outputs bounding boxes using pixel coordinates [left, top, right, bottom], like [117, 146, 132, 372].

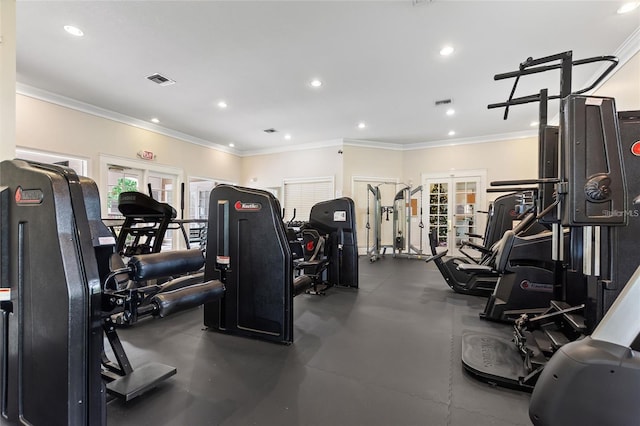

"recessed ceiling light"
[64, 25, 84, 37]
[446, 108, 455, 116]
[150, 118, 160, 124]
[530, 121, 539, 127]
[358, 122, 366, 129]
[440, 45, 454, 56]
[284, 134, 292, 140]
[218, 101, 228, 109]
[617, 2, 639, 14]
[448, 130, 456, 136]
[310, 79, 323, 88]
[228, 143, 235, 148]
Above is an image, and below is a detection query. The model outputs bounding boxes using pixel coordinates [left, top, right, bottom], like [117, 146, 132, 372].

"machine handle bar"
[488, 53, 618, 116]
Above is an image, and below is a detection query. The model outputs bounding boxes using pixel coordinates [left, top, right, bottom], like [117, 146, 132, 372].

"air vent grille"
[146, 73, 176, 86]
[435, 99, 452, 106]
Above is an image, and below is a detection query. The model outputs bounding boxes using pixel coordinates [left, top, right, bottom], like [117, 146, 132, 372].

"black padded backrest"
[495, 230, 516, 272]
[308, 197, 358, 288]
[484, 194, 517, 247]
[118, 191, 177, 218]
[0, 159, 105, 425]
[203, 184, 293, 344]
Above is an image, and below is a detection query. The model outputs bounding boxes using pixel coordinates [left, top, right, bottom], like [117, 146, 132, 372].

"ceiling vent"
[435, 99, 452, 106]
[263, 128, 278, 133]
[146, 73, 176, 86]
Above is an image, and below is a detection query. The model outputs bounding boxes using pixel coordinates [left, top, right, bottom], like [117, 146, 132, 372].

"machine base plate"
[461, 332, 534, 392]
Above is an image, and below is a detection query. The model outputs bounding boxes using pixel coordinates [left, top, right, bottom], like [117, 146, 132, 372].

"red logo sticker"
[234, 201, 262, 212]
[632, 141, 640, 156]
[15, 187, 44, 205]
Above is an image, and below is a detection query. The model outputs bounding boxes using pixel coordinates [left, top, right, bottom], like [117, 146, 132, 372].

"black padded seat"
[118, 191, 177, 219]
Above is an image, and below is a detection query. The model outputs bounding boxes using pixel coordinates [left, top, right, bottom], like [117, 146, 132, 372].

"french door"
[424, 171, 485, 257]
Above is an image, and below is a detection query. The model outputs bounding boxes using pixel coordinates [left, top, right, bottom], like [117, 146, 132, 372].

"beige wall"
[241, 144, 344, 195]
[0, 0, 16, 160]
[16, 94, 242, 185]
[341, 145, 404, 197]
[402, 137, 539, 204]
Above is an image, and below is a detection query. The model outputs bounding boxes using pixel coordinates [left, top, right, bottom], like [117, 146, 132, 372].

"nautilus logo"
[520, 280, 553, 292]
[15, 187, 44, 205]
[234, 201, 262, 212]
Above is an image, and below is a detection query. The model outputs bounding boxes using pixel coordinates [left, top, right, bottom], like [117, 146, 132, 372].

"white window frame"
[16, 147, 90, 176]
[99, 154, 183, 218]
[187, 175, 236, 220]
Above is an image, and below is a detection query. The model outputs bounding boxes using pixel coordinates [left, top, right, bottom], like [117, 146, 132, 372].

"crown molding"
[239, 138, 344, 157]
[585, 26, 640, 95]
[16, 83, 239, 156]
[342, 139, 406, 151]
[343, 131, 537, 151]
[402, 130, 537, 150]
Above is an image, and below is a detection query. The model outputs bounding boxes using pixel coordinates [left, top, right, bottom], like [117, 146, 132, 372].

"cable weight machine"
[366, 182, 426, 262]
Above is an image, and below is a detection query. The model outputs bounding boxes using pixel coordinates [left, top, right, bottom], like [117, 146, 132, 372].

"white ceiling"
[15, 1, 640, 154]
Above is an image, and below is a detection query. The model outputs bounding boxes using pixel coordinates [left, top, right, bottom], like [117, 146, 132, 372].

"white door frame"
[422, 169, 487, 257]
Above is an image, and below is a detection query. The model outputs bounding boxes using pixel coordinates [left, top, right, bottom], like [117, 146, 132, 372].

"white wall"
[241, 144, 344, 196]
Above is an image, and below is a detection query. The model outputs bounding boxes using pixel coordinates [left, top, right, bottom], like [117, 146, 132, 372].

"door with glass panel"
[426, 175, 482, 258]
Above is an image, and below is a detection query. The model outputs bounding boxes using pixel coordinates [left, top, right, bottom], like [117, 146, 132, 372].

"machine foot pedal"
[106, 362, 177, 401]
[461, 332, 535, 392]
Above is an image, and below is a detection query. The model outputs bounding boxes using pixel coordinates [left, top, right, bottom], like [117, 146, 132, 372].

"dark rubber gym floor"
[105, 257, 531, 426]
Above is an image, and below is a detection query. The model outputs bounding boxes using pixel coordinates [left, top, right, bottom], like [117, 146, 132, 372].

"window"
[283, 177, 334, 222]
[107, 167, 142, 218]
[99, 154, 183, 249]
[16, 148, 88, 176]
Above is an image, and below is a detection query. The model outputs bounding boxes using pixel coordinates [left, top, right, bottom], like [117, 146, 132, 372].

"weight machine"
[392, 185, 426, 259]
[461, 51, 635, 392]
[366, 183, 426, 262]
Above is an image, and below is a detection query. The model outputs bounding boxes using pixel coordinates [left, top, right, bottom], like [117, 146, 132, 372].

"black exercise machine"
[0, 160, 225, 424]
[427, 192, 546, 296]
[529, 263, 640, 425]
[462, 51, 639, 392]
[478, 90, 565, 322]
[203, 185, 358, 344]
[114, 190, 177, 256]
[104, 190, 208, 257]
[457, 193, 520, 262]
